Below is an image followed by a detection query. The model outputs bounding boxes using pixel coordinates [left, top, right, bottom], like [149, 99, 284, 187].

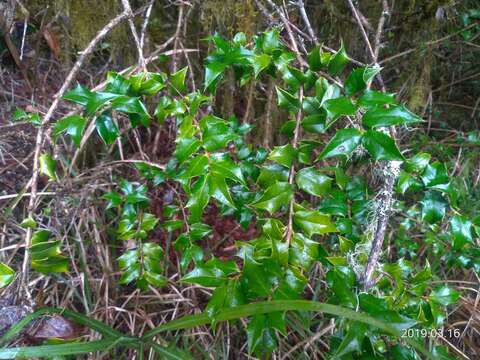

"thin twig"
[140, 0, 155, 50]
[297, 0, 318, 44]
[121, 0, 146, 70]
[379, 22, 479, 64]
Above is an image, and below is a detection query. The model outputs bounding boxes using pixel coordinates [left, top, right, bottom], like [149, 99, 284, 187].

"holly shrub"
[1, 29, 478, 359]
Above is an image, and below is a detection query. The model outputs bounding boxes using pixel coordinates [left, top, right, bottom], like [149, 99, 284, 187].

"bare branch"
[297, 0, 318, 44]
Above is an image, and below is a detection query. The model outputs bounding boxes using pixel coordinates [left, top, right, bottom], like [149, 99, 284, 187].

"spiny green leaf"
[186, 175, 210, 222]
[289, 233, 321, 269]
[420, 191, 448, 223]
[95, 111, 119, 145]
[174, 137, 201, 164]
[362, 130, 405, 161]
[247, 314, 277, 355]
[205, 61, 227, 91]
[276, 87, 300, 112]
[295, 167, 332, 197]
[250, 54, 271, 78]
[302, 112, 327, 134]
[170, 66, 188, 94]
[294, 210, 337, 237]
[317, 128, 362, 159]
[363, 105, 422, 128]
[251, 182, 293, 214]
[405, 152, 431, 173]
[429, 286, 460, 306]
[421, 161, 449, 187]
[268, 144, 297, 168]
[208, 173, 236, 209]
[210, 154, 246, 185]
[358, 90, 397, 107]
[327, 43, 349, 75]
[450, 215, 473, 249]
[323, 97, 357, 119]
[53, 115, 86, 147]
[344, 66, 381, 96]
[63, 84, 93, 106]
[256, 164, 289, 188]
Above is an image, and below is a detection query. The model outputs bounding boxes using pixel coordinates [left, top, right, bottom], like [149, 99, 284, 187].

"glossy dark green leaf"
[106, 71, 131, 95]
[205, 61, 227, 91]
[327, 43, 349, 75]
[85, 91, 120, 115]
[182, 155, 209, 180]
[317, 128, 362, 159]
[63, 84, 93, 106]
[294, 210, 337, 237]
[396, 171, 422, 194]
[298, 140, 318, 165]
[420, 191, 448, 223]
[344, 66, 381, 96]
[182, 258, 238, 288]
[268, 144, 297, 168]
[251, 182, 293, 214]
[302, 112, 327, 134]
[53, 115, 86, 147]
[211, 154, 246, 185]
[429, 286, 460, 306]
[358, 294, 417, 331]
[362, 130, 404, 161]
[289, 233, 321, 269]
[279, 120, 296, 137]
[154, 96, 173, 123]
[206, 279, 245, 320]
[170, 66, 188, 93]
[208, 173, 236, 209]
[450, 215, 473, 249]
[405, 152, 431, 173]
[358, 90, 397, 107]
[295, 167, 332, 197]
[334, 321, 366, 357]
[174, 137, 201, 164]
[189, 223, 213, 241]
[363, 105, 422, 128]
[262, 29, 282, 53]
[307, 45, 322, 71]
[186, 175, 210, 222]
[320, 192, 348, 217]
[95, 111, 119, 145]
[421, 161, 449, 187]
[111, 96, 150, 126]
[326, 266, 356, 307]
[276, 87, 300, 112]
[200, 115, 235, 151]
[247, 314, 277, 355]
[323, 97, 357, 119]
[182, 264, 225, 287]
[251, 54, 271, 77]
[256, 164, 289, 188]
